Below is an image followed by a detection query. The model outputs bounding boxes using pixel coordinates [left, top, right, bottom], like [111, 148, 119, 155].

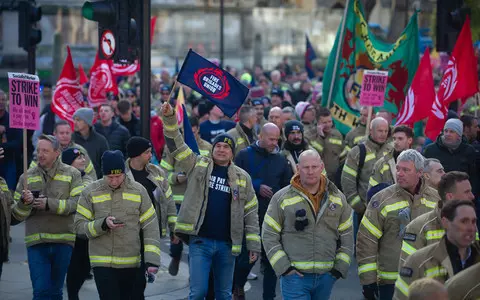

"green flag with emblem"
[322, 0, 419, 135]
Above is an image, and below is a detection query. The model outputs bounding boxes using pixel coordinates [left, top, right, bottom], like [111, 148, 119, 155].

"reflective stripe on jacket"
[74, 176, 161, 268]
[12, 159, 83, 247]
[368, 152, 396, 190]
[262, 179, 354, 277]
[162, 113, 261, 255]
[310, 129, 344, 181]
[356, 180, 440, 285]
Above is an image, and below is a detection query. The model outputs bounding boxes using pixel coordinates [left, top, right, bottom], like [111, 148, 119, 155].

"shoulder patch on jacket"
[403, 233, 416, 242]
[400, 267, 413, 278]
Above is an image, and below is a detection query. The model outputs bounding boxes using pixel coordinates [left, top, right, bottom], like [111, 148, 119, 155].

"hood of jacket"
[250, 141, 280, 155]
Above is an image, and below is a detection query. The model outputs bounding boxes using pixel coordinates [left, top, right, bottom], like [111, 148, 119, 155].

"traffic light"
[436, 0, 470, 52]
[82, 0, 139, 64]
[18, 1, 42, 51]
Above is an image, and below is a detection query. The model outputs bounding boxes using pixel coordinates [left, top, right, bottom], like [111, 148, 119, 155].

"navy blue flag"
[177, 49, 249, 117]
[175, 56, 180, 74]
[305, 35, 317, 79]
[182, 104, 200, 155]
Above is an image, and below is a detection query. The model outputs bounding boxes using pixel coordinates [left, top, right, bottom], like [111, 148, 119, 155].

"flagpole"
[326, 0, 351, 109]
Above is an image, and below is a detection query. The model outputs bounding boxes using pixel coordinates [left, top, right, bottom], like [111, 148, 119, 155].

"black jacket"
[118, 114, 140, 137]
[235, 142, 293, 217]
[94, 121, 131, 155]
[424, 135, 478, 195]
[73, 127, 110, 178]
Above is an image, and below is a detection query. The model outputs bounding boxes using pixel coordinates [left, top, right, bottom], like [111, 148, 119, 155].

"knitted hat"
[295, 101, 312, 119]
[126, 136, 152, 158]
[102, 150, 125, 175]
[73, 108, 94, 127]
[284, 120, 304, 136]
[251, 98, 263, 107]
[62, 148, 82, 166]
[212, 133, 235, 154]
[271, 88, 283, 99]
[444, 118, 463, 137]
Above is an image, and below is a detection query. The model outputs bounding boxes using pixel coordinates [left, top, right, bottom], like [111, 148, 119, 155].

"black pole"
[28, 46, 35, 74]
[220, 0, 224, 68]
[140, 0, 151, 139]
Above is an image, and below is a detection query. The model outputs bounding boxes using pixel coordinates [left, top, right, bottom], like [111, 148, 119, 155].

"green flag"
[322, 0, 419, 135]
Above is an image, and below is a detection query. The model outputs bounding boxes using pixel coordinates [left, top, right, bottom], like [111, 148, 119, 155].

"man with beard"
[281, 120, 313, 174]
[369, 125, 413, 190]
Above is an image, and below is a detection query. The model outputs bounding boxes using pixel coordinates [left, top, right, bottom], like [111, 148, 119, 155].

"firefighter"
[74, 150, 161, 300]
[262, 150, 353, 299]
[394, 200, 480, 300]
[357, 149, 440, 300]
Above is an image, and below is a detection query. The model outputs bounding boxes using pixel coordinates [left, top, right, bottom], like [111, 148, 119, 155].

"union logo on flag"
[193, 68, 231, 100]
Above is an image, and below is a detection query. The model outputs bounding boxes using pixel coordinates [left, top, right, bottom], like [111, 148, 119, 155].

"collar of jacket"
[124, 159, 161, 186]
[37, 157, 62, 178]
[430, 237, 456, 278]
[436, 134, 468, 152]
[238, 122, 256, 143]
[366, 136, 385, 150]
[251, 141, 280, 155]
[396, 177, 430, 200]
[290, 178, 338, 219]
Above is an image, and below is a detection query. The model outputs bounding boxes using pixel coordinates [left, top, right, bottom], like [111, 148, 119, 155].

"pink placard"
[8, 72, 40, 130]
[359, 70, 389, 107]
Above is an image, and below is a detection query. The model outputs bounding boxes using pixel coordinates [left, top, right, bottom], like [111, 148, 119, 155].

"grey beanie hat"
[73, 108, 94, 127]
[443, 118, 463, 137]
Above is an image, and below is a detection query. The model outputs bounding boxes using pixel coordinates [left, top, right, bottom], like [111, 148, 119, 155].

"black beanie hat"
[102, 150, 125, 175]
[62, 148, 82, 166]
[212, 133, 235, 154]
[126, 136, 152, 158]
[284, 120, 304, 136]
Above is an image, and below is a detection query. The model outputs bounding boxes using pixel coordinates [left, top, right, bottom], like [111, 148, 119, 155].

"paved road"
[0, 223, 362, 299]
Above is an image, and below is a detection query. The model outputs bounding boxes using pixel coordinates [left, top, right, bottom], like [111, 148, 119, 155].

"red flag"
[110, 60, 140, 76]
[150, 16, 157, 44]
[51, 46, 85, 125]
[78, 64, 89, 85]
[425, 17, 479, 140]
[395, 49, 435, 126]
[88, 53, 118, 107]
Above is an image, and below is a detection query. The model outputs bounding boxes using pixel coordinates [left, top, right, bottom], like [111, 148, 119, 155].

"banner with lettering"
[322, 0, 419, 134]
[8, 72, 40, 130]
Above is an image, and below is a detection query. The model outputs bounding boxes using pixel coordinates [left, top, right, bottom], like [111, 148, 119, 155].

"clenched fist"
[162, 102, 174, 117]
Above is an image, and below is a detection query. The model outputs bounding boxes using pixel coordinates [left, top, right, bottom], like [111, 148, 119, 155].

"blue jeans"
[188, 236, 235, 300]
[27, 243, 73, 300]
[280, 272, 337, 300]
[170, 204, 183, 259]
[379, 284, 394, 300]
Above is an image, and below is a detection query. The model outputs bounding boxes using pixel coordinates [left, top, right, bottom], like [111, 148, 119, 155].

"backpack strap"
[356, 143, 367, 190]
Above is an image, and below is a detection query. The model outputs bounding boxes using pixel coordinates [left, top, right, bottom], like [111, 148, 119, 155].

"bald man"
[263, 150, 353, 299]
[233, 123, 293, 299]
[268, 107, 286, 148]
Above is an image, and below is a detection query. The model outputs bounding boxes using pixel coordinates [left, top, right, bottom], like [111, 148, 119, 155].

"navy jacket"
[235, 142, 292, 217]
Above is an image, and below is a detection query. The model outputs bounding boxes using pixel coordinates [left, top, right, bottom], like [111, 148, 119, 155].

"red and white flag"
[51, 46, 85, 124]
[110, 60, 140, 76]
[395, 48, 435, 127]
[88, 53, 118, 107]
[425, 17, 479, 140]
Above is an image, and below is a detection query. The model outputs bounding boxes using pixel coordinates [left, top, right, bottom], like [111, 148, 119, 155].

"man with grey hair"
[227, 105, 258, 156]
[11, 134, 84, 299]
[268, 107, 286, 148]
[423, 158, 445, 189]
[281, 106, 296, 124]
[357, 149, 440, 300]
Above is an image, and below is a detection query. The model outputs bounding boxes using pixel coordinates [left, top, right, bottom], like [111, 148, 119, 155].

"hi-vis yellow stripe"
[365, 153, 376, 162]
[175, 148, 192, 161]
[165, 186, 172, 198]
[381, 201, 409, 217]
[269, 250, 286, 266]
[57, 200, 66, 215]
[140, 206, 155, 223]
[77, 204, 93, 220]
[123, 193, 141, 202]
[280, 196, 303, 209]
[395, 277, 409, 297]
[90, 255, 141, 265]
[264, 214, 281, 232]
[311, 141, 324, 152]
[145, 245, 161, 256]
[420, 198, 436, 209]
[200, 149, 210, 156]
[236, 179, 246, 187]
[380, 164, 390, 174]
[92, 194, 111, 203]
[369, 177, 379, 187]
[329, 138, 342, 146]
[245, 196, 258, 210]
[361, 217, 382, 239]
[70, 186, 84, 197]
[401, 241, 416, 256]
[338, 213, 353, 231]
[196, 160, 209, 168]
[54, 174, 72, 182]
[329, 195, 343, 207]
[85, 162, 94, 173]
[353, 136, 364, 144]
[28, 176, 42, 184]
[160, 160, 174, 171]
[342, 165, 357, 177]
[237, 137, 245, 145]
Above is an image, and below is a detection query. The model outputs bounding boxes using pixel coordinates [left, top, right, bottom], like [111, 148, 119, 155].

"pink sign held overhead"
[360, 70, 389, 107]
[8, 72, 40, 130]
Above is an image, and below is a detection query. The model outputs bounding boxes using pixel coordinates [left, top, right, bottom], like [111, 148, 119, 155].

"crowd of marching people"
[1, 56, 480, 300]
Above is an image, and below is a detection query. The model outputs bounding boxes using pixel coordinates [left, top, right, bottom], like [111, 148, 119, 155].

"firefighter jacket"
[125, 159, 177, 238]
[356, 180, 440, 286]
[74, 176, 161, 269]
[161, 137, 211, 205]
[445, 262, 480, 300]
[227, 123, 257, 157]
[262, 177, 354, 278]
[341, 138, 392, 214]
[162, 112, 261, 256]
[30, 142, 97, 183]
[12, 158, 83, 247]
[309, 129, 344, 181]
[393, 238, 480, 300]
[343, 125, 366, 154]
[0, 177, 12, 262]
[368, 151, 396, 190]
[281, 145, 318, 174]
[399, 207, 480, 266]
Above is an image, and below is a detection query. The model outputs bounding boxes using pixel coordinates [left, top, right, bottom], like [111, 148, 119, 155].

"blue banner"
[305, 35, 317, 79]
[182, 104, 200, 155]
[177, 49, 249, 117]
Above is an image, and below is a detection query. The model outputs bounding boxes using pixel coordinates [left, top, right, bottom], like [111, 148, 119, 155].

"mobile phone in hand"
[112, 219, 124, 225]
[31, 191, 40, 198]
